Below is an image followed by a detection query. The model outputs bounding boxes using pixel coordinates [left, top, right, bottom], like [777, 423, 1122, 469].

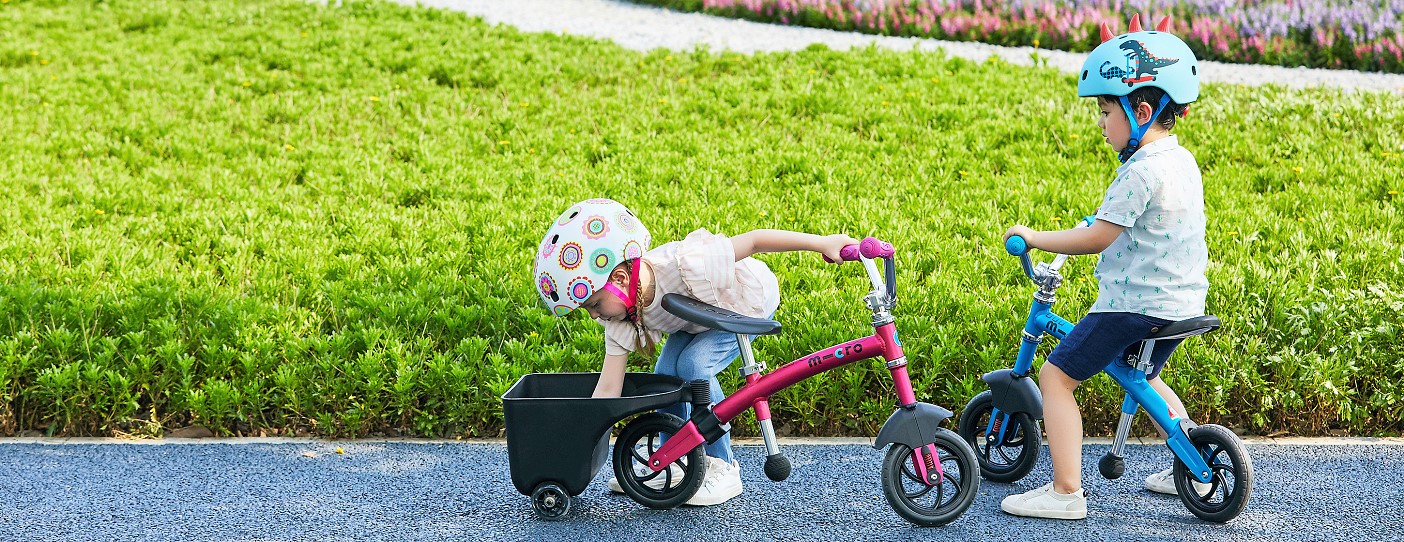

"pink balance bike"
[612, 237, 980, 526]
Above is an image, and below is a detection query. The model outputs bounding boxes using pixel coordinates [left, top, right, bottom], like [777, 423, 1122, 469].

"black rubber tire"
[530, 482, 571, 521]
[612, 412, 706, 510]
[881, 428, 981, 527]
[1173, 424, 1253, 523]
[957, 391, 1041, 483]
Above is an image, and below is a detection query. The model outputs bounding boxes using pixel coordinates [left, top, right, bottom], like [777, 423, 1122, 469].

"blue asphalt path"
[1, 439, 1401, 541]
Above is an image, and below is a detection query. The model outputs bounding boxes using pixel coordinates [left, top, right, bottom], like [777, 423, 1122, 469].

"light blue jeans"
[655, 326, 758, 465]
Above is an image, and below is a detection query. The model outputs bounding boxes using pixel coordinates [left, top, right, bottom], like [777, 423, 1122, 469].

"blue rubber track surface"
[1, 440, 1400, 541]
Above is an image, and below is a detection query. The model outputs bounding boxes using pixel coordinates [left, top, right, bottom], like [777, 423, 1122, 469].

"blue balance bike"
[956, 220, 1253, 523]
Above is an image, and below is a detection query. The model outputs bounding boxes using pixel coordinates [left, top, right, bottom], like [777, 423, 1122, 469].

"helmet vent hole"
[568, 211, 579, 219]
[1081, 70, 1088, 81]
[1191, 66, 1198, 75]
[550, 234, 559, 243]
[550, 291, 559, 302]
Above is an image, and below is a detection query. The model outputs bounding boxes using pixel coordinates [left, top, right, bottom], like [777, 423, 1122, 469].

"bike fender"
[872, 402, 953, 450]
[982, 369, 1043, 419]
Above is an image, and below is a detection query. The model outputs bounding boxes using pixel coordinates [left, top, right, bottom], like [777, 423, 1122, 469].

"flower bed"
[639, 0, 1404, 73]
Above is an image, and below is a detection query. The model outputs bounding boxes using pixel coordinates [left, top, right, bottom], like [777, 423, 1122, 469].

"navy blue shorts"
[1046, 312, 1185, 382]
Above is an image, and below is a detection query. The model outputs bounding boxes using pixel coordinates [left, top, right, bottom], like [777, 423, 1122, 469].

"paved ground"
[2, 438, 1401, 541]
[391, 0, 1404, 93]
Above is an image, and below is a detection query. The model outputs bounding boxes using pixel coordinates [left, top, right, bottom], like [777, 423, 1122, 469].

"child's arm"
[592, 353, 629, 398]
[730, 229, 858, 263]
[1003, 219, 1123, 255]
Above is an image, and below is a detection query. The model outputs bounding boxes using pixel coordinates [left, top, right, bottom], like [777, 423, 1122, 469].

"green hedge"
[0, 0, 1400, 438]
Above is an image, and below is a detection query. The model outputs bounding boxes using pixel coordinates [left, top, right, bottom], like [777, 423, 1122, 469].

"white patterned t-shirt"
[1090, 135, 1209, 319]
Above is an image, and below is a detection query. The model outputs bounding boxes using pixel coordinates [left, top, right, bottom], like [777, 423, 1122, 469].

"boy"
[1000, 15, 1210, 520]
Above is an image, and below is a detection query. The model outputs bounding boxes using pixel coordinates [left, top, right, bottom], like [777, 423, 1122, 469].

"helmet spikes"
[1103, 14, 1170, 43]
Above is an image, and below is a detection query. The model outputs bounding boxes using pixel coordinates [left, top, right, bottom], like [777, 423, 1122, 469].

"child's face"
[581, 290, 629, 322]
[1096, 98, 1132, 152]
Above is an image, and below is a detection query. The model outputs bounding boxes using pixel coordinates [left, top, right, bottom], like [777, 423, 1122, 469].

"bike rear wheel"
[957, 391, 1041, 483]
[612, 412, 707, 510]
[881, 428, 980, 527]
[1174, 424, 1253, 523]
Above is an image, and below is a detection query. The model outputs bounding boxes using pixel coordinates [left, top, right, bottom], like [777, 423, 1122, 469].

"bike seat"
[661, 294, 782, 336]
[1146, 315, 1220, 341]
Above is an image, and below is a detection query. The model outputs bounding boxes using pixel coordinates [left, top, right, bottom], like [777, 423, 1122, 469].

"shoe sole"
[684, 484, 742, 506]
[609, 470, 683, 494]
[1000, 500, 1086, 520]
[1146, 482, 1211, 496]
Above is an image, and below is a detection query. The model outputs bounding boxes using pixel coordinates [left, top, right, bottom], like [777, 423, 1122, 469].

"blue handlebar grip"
[1005, 235, 1028, 256]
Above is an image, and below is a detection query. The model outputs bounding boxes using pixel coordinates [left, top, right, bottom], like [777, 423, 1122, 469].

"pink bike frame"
[644, 321, 920, 472]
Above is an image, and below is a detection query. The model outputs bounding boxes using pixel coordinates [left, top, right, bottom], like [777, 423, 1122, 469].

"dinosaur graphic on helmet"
[1099, 40, 1181, 85]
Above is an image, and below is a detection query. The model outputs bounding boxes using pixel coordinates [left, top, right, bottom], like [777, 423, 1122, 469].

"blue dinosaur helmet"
[1077, 15, 1199, 104]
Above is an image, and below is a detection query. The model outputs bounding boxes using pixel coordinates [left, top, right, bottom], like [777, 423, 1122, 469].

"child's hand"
[819, 234, 861, 264]
[1003, 225, 1036, 248]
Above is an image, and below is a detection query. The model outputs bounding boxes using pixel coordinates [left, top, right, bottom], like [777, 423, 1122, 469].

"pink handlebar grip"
[823, 245, 861, 263]
[860, 237, 895, 259]
[823, 237, 894, 263]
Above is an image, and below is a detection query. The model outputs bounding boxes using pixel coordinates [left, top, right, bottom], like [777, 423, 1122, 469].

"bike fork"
[911, 443, 945, 486]
[985, 409, 1014, 448]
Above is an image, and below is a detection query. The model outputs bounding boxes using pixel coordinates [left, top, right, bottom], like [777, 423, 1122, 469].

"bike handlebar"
[823, 236, 898, 308]
[1004, 235, 1029, 256]
[1006, 235, 1035, 280]
[824, 237, 895, 263]
[1005, 216, 1095, 282]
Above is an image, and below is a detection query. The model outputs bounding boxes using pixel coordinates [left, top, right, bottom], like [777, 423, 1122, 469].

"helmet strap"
[600, 258, 642, 322]
[1117, 93, 1173, 163]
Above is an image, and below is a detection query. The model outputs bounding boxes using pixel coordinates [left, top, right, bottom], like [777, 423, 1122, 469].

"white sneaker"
[684, 456, 743, 506]
[608, 460, 685, 494]
[1144, 467, 1211, 496]
[1000, 482, 1087, 520]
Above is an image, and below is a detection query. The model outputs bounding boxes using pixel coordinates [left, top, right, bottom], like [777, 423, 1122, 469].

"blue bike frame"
[988, 223, 1215, 484]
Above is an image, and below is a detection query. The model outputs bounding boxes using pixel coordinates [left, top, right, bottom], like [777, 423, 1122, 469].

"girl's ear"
[609, 264, 631, 286]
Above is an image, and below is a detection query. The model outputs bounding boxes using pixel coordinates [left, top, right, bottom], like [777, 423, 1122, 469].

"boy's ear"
[1134, 100, 1156, 125]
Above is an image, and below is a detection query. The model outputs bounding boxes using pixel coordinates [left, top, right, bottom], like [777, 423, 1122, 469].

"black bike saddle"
[1147, 315, 1221, 340]
[661, 294, 782, 336]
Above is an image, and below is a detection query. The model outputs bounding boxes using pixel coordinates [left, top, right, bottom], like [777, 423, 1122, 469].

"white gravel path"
[392, 0, 1404, 93]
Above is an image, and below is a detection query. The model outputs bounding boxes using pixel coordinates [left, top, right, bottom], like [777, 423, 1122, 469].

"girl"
[533, 198, 855, 506]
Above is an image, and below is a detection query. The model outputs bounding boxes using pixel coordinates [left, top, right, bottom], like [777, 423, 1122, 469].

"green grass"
[1, 0, 1400, 438]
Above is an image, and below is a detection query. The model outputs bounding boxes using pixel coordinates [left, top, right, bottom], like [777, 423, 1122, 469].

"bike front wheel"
[957, 390, 1041, 483]
[881, 428, 980, 527]
[1174, 424, 1253, 523]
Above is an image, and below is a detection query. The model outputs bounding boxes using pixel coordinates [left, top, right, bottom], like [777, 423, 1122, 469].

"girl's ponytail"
[629, 258, 658, 356]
